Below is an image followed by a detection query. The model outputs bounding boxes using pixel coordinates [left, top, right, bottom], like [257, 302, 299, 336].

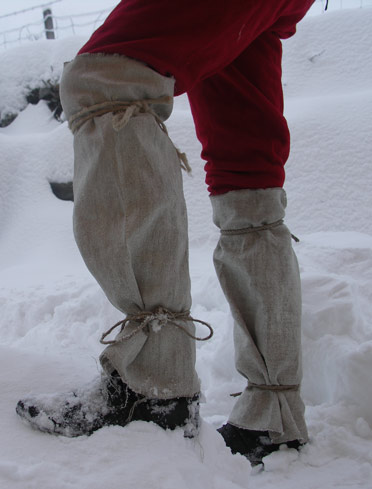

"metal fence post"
[43, 8, 55, 39]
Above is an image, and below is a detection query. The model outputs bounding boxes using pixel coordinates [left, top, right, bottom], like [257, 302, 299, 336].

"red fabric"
[79, 0, 314, 195]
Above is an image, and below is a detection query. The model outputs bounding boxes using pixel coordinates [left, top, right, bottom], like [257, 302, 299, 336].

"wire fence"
[0, 0, 62, 20]
[0, 6, 113, 49]
[0, 0, 372, 50]
[314, 0, 372, 10]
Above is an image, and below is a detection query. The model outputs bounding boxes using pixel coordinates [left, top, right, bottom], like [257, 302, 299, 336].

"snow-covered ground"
[1, 8, 372, 489]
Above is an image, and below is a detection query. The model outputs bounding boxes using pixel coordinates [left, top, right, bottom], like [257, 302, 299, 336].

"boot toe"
[16, 399, 40, 419]
[218, 423, 303, 465]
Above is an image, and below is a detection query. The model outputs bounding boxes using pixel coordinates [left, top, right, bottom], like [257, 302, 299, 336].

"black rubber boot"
[218, 423, 303, 465]
[16, 371, 199, 438]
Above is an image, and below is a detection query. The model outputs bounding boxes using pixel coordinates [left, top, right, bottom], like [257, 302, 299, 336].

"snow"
[0, 37, 83, 118]
[1, 7, 372, 489]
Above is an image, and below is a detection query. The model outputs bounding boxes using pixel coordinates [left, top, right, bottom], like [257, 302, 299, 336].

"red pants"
[79, 0, 314, 195]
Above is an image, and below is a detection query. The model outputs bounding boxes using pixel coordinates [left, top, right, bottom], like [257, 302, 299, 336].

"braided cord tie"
[68, 96, 191, 173]
[220, 219, 284, 236]
[230, 383, 299, 397]
[100, 306, 213, 346]
[248, 382, 299, 392]
[221, 219, 300, 242]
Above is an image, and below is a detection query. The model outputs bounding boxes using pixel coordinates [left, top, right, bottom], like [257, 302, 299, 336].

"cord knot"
[100, 306, 213, 345]
[68, 96, 192, 173]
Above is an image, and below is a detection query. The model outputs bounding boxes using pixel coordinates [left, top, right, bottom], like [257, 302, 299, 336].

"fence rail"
[0, 7, 113, 49]
[0, 0, 62, 20]
[0, 0, 371, 50]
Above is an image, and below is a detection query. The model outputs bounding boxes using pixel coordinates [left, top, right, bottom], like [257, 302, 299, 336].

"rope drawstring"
[230, 383, 299, 397]
[247, 382, 299, 392]
[220, 219, 300, 242]
[220, 219, 284, 236]
[68, 96, 192, 174]
[100, 306, 214, 346]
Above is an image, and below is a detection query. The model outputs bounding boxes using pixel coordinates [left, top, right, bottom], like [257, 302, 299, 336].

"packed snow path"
[0, 9, 372, 489]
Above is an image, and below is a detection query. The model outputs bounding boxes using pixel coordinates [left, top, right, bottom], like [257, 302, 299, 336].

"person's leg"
[187, 30, 308, 461]
[16, 54, 201, 437]
[77, 0, 313, 95]
[187, 30, 289, 194]
[16, 0, 313, 442]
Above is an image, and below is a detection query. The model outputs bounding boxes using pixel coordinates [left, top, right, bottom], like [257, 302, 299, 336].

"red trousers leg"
[79, 0, 314, 194]
[188, 31, 288, 194]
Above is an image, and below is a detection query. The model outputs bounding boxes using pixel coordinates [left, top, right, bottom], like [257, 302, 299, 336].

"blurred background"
[1, 0, 372, 50]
